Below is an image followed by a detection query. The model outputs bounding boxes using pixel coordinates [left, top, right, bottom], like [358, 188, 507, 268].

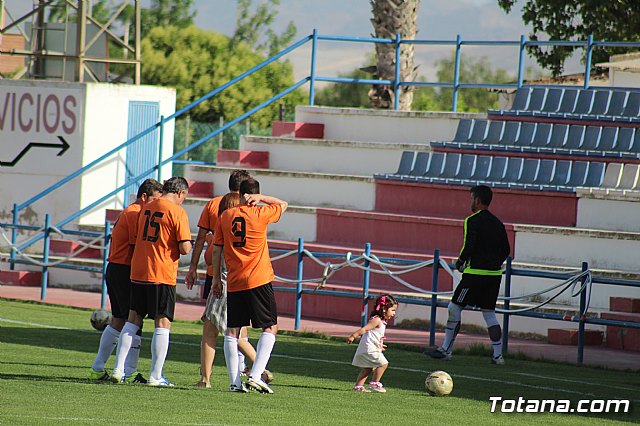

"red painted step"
[105, 209, 123, 224]
[610, 297, 640, 313]
[216, 150, 269, 169]
[602, 312, 640, 352]
[188, 181, 214, 198]
[0, 270, 42, 286]
[49, 239, 102, 259]
[547, 328, 603, 346]
[375, 180, 577, 227]
[271, 121, 324, 139]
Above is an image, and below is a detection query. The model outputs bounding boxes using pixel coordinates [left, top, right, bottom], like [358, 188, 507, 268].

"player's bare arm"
[179, 240, 193, 255]
[185, 227, 208, 289]
[243, 194, 288, 213]
[211, 244, 223, 297]
[346, 316, 382, 344]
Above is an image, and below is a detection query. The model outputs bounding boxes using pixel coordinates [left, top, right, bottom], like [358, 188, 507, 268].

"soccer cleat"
[425, 347, 452, 360]
[87, 368, 117, 382]
[110, 370, 126, 383]
[125, 372, 148, 384]
[352, 385, 371, 393]
[491, 355, 505, 365]
[229, 383, 249, 393]
[148, 376, 175, 387]
[368, 381, 386, 393]
[247, 377, 274, 394]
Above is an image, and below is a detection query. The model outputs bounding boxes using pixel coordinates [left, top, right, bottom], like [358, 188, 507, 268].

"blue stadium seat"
[396, 151, 416, 175]
[517, 158, 540, 185]
[440, 153, 462, 179]
[511, 88, 531, 111]
[499, 122, 520, 147]
[531, 123, 552, 148]
[424, 152, 445, 176]
[543, 124, 569, 150]
[548, 160, 571, 187]
[564, 125, 586, 150]
[514, 122, 536, 147]
[486, 156, 508, 182]
[410, 152, 431, 177]
[540, 88, 563, 113]
[604, 91, 627, 117]
[484, 120, 504, 144]
[588, 90, 611, 116]
[532, 159, 555, 186]
[611, 128, 634, 153]
[557, 88, 578, 114]
[526, 88, 547, 112]
[622, 92, 640, 118]
[500, 157, 524, 185]
[468, 120, 488, 143]
[598, 127, 617, 152]
[581, 126, 601, 151]
[629, 130, 640, 154]
[572, 90, 594, 115]
[468, 155, 492, 182]
[455, 154, 477, 180]
[583, 162, 606, 187]
[453, 119, 473, 142]
[565, 161, 589, 187]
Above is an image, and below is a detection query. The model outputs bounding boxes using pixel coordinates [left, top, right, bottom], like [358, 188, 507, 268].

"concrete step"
[187, 181, 214, 198]
[602, 312, 640, 352]
[576, 192, 640, 232]
[240, 135, 429, 175]
[50, 239, 102, 259]
[271, 121, 324, 139]
[0, 270, 42, 286]
[184, 164, 375, 211]
[547, 328, 603, 346]
[610, 297, 640, 313]
[216, 149, 269, 169]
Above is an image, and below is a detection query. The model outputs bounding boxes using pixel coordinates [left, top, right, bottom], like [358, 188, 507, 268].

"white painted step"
[240, 135, 429, 175]
[576, 190, 640, 232]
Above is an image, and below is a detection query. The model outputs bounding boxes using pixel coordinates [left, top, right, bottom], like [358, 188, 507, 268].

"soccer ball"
[262, 369, 274, 384]
[425, 371, 453, 397]
[90, 309, 112, 331]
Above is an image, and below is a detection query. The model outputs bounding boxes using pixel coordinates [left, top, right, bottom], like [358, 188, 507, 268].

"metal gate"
[124, 101, 160, 203]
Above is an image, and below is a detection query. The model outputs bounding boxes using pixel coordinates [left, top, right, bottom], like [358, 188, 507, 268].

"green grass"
[0, 299, 637, 425]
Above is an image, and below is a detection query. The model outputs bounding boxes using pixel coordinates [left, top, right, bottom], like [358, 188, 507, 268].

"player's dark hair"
[370, 294, 398, 319]
[137, 178, 163, 199]
[470, 185, 493, 206]
[162, 176, 189, 195]
[218, 192, 241, 217]
[228, 169, 251, 192]
[239, 178, 260, 196]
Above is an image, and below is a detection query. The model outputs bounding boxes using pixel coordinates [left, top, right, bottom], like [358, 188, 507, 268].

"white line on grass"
[514, 372, 637, 392]
[1, 317, 637, 402]
[0, 414, 219, 425]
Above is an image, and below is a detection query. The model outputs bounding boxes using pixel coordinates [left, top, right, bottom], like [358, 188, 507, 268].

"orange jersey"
[213, 204, 282, 292]
[198, 196, 222, 276]
[130, 198, 191, 286]
[107, 203, 141, 265]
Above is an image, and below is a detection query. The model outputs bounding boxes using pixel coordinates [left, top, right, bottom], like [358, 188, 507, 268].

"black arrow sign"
[0, 136, 70, 167]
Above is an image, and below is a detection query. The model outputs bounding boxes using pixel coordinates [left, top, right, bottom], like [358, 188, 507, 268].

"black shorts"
[105, 263, 131, 319]
[203, 275, 212, 300]
[129, 283, 176, 321]
[452, 274, 502, 311]
[227, 283, 277, 329]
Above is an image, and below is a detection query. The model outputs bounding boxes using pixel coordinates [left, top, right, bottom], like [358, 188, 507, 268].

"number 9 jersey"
[213, 203, 282, 292]
[130, 197, 192, 285]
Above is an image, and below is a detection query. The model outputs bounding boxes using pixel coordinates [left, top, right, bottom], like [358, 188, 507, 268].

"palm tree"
[369, 0, 420, 110]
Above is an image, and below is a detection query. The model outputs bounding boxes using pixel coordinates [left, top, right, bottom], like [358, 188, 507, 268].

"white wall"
[296, 105, 482, 144]
[611, 69, 640, 88]
[577, 195, 640, 232]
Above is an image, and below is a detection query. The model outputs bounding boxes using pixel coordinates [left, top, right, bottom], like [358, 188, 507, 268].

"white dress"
[351, 317, 389, 368]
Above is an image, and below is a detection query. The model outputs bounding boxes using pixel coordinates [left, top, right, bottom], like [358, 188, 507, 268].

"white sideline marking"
[514, 372, 637, 392]
[1, 317, 638, 402]
[0, 414, 217, 425]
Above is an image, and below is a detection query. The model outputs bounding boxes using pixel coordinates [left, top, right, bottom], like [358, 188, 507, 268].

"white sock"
[150, 328, 170, 381]
[224, 335, 240, 387]
[124, 332, 142, 376]
[91, 325, 120, 371]
[442, 303, 462, 353]
[113, 322, 139, 375]
[238, 337, 248, 371]
[482, 311, 503, 358]
[250, 332, 276, 381]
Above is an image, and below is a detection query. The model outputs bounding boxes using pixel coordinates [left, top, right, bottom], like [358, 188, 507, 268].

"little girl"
[346, 294, 398, 392]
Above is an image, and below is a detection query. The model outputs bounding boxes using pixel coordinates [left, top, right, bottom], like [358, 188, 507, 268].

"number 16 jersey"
[130, 197, 192, 286]
[213, 203, 282, 292]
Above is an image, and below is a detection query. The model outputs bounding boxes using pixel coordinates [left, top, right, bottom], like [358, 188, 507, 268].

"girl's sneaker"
[352, 385, 371, 392]
[368, 381, 386, 393]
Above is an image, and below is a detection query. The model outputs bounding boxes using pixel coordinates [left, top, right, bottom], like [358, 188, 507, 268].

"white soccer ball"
[425, 370, 453, 396]
[90, 309, 112, 331]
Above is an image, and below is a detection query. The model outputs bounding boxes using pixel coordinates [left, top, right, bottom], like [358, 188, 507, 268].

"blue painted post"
[517, 35, 525, 88]
[429, 249, 440, 347]
[502, 257, 512, 353]
[41, 214, 51, 300]
[309, 29, 318, 105]
[294, 237, 304, 331]
[452, 34, 462, 112]
[157, 115, 164, 182]
[577, 261, 588, 364]
[361, 243, 371, 327]
[10, 203, 18, 270]
[393, 33, 401, 111]
[101, 221, 111, 309]
[584, 35, 594, 89]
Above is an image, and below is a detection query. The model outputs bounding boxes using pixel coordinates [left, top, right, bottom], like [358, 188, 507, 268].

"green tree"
[232, 0, 297, 56]
[498, 0, 640, 77]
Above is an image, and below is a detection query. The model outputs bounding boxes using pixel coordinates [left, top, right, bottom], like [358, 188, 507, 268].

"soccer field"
[0, 299, 637, 425]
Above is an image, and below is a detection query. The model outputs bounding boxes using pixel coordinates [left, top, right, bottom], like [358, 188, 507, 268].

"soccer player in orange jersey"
[212, 178, 287, 393]
[112, 177, 192, 386]
[88, 179, 162, 383]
